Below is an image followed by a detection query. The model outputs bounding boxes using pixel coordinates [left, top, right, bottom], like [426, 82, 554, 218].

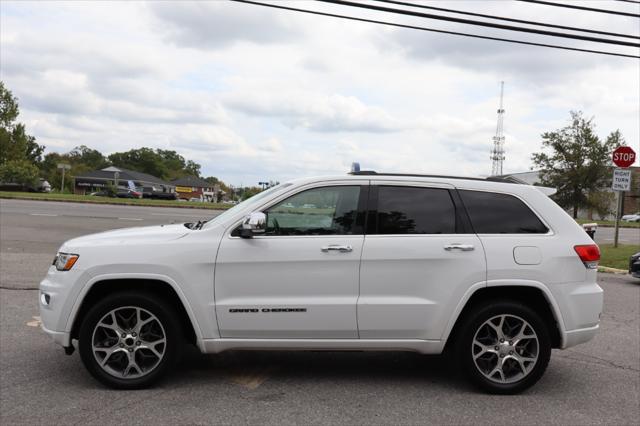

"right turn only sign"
[611, 145, 635, 191]
[612, 169, 632, 191]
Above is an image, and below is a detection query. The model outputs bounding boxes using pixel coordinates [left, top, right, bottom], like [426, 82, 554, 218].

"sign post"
[611, 146, 636, 248]
[57, 163, 71, 193]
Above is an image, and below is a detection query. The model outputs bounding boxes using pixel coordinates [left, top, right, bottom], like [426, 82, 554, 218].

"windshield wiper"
[193, 219, 209, 230]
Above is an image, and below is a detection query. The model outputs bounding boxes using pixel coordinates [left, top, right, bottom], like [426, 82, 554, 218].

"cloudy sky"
[1, 0, 638, 185]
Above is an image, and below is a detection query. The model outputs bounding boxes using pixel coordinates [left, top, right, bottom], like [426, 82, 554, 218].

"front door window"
[265, 186, 362, 236]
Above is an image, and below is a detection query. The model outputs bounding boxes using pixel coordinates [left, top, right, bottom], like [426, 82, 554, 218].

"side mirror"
[240, 212, 266, 238]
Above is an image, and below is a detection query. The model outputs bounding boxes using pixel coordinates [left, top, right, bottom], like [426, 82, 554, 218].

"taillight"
[574, 244, 600, 269]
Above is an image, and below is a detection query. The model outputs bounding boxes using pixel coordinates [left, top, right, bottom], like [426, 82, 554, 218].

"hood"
[61, 224, 190, 250]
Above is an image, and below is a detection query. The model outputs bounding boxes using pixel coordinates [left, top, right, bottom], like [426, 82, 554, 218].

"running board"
[201, 338, 444, 354]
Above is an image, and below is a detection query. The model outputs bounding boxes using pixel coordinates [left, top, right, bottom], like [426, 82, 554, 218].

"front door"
[215, 183, 367, 338]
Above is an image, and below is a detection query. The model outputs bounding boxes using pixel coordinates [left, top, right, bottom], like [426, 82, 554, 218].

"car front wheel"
[78, 291, 182, 389]
[457, 301, 551, 394]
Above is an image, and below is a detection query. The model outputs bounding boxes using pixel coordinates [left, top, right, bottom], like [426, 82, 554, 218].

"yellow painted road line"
[26, 316, 42, 327]
[227, 367, 275, 390]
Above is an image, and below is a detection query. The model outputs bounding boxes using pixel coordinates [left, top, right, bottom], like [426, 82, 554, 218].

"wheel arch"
[67, 274, 202, 349]
[443, 281, 565, 352]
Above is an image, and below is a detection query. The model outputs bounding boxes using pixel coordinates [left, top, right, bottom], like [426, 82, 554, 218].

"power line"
[374, 0, 639, 40]
[229, 0, 639, 59]
[517, 0, 640, 17]
[317, 0, 639, 47]
[613, 0, 640, 4]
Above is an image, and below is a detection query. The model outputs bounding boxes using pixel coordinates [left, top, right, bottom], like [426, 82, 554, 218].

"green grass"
[599, 244, 638, 270]
[0, 191, 231, 210]
[575, 218, 639, 229]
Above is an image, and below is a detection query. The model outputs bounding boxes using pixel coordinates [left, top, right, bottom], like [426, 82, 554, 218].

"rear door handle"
[321, 245, 353, 253]
[444, 244, 475, 251]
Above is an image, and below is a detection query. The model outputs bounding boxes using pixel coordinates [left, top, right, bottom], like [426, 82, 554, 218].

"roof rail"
[348, 170, 514, 183]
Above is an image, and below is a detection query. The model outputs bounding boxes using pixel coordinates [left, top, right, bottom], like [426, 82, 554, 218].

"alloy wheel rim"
[91, 306, 166, 379]
[471, 314, 539, 384]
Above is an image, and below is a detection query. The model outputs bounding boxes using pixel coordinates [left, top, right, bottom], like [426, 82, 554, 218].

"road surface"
[1, 199, 638, 424]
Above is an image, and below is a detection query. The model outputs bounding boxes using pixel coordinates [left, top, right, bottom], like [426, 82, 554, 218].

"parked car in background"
[0, 178, 51, 193]
[90, 189, 142, 199]
[621, 212, 640, 222]
[36, 179, 52, 193]
[629, 252, 640, 278]
[141, 186, 178, 200]
[40, 171, 603, 394]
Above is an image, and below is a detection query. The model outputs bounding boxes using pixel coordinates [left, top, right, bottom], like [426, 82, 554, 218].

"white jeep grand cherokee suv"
[40, 172, 603, 393]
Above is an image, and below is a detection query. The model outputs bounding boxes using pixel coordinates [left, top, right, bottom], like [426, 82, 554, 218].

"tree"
[532, 111, 621, 218]
[0, 81, 44, 166]
[108, 148, 169, 179]
[68, 145, 108, 170]
[107, 148, 204, 181]
[0, 159, 39, 187]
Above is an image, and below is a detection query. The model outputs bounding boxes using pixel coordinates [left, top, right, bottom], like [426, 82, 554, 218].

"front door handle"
[444, 244, 475, 251]
[321, 245, 353, 253]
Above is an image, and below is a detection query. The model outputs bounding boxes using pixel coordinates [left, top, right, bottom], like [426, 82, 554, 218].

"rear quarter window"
[459, 190, 548, 234]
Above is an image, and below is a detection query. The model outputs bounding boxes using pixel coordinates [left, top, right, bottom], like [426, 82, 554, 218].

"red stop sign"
[612, 146, 636, 168]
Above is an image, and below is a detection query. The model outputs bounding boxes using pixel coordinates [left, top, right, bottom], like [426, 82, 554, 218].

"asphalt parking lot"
[1, 199, 639, 425]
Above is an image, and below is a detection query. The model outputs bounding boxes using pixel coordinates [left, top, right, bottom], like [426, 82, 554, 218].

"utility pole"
[490, 81, 506, 176]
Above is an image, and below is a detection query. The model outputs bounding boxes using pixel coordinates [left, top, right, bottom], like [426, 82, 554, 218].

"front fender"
[64, 270, 212, 352]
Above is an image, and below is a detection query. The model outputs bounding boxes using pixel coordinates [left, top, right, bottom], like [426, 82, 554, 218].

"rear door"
[358, 182, 486, 340]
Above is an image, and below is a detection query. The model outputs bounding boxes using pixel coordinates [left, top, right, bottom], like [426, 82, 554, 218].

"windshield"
[203, 183, 293, 229]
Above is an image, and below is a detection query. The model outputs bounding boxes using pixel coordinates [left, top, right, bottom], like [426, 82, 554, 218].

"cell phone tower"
[490, 81, 506, 176]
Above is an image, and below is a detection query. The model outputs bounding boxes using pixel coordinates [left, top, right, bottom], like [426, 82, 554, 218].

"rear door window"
[459, 190, 548, 234]
[373, 186, 456, 234]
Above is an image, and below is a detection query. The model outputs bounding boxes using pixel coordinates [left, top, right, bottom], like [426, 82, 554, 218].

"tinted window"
[459, 190, 548, 234]
[265, 186, 361, 235]
[375, 186, 456, 234]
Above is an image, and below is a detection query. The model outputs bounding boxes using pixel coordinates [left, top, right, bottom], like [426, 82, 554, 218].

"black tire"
[456, 300, 551, 394]
[78, 291, 182, 389]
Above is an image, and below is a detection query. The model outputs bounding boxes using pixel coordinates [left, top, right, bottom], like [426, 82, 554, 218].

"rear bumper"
[549, 279, 603, 349]
[562, 324, 599, 349]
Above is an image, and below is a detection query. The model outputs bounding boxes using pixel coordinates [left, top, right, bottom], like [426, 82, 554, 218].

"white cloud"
[225, 92, 404, 133]
[0, 0, 637, 185]
[147, 1, 302, 49]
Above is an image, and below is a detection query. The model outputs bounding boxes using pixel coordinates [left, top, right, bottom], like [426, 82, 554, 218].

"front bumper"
[41, 323, 71, 347]
[39, 266, 85, 348]
[629, 254, 640, 278]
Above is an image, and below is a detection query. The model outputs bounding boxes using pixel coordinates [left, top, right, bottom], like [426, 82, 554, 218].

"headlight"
[53, 253, 79, 271]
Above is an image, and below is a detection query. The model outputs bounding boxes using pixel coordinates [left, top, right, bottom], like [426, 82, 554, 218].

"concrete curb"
[598, 266, 628, 274]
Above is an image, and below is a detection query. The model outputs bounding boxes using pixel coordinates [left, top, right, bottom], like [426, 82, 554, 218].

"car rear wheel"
[79, 291, 182, 389]
[457, 301, 551, 394]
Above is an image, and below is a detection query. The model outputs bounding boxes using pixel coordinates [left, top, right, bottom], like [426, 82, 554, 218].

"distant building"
[499, 167, 639, 220]
[74, 166, 174, 195]
[170, 176, 220, 202]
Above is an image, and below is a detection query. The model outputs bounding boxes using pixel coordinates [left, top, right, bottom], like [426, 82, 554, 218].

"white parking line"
[118, 217, 143, 221]
[30, 213, 58, 217]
